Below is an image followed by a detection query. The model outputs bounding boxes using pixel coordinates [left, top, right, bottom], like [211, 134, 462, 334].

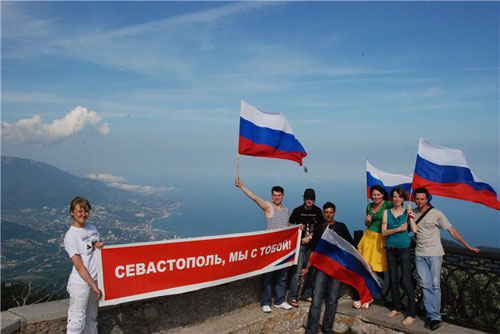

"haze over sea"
[153, 175, 500, 248]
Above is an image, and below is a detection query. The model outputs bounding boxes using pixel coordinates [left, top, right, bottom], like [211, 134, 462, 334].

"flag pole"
[237, 153, 240, 179]
[366, 158, 370, 206]
[409, 137, 421, 204]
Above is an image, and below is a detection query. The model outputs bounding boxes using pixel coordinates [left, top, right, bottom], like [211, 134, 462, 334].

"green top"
[385, 209, 410, 248]
[366, 200, 393, 233]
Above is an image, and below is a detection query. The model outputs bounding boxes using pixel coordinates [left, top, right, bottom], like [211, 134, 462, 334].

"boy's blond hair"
[69, 196, 92, 213]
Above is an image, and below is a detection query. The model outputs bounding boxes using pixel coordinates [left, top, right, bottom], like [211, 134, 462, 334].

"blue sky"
[2, 2, 499, 246]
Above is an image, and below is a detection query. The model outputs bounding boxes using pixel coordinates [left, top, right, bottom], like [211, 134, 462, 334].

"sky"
[2, 1, 499, 246]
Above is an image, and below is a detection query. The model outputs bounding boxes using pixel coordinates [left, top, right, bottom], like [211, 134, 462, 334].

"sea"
[153, 179, 500, 248]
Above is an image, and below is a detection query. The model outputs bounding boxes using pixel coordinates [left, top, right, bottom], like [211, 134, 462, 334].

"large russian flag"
[366, 160, 412, 199]
[238, 100, 307, 165]
[412, 138, 500, 210]
[309, 228, 382, 304]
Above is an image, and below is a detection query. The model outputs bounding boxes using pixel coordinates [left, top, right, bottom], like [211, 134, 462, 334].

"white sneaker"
[273, 302, 293, 310]
[261, 305, 272, 313]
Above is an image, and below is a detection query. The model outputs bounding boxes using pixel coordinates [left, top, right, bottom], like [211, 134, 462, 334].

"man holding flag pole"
[408, 187, 480, 330]
[235, 100, 307, 313]
[235, 178, 293, 313]
[408, 138, 486, 331]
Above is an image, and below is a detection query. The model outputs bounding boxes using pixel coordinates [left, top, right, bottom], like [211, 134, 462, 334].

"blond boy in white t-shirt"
[64, 196, 104, 334]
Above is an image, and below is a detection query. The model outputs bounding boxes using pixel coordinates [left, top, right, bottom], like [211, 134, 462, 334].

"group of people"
[235, 179, 480, 334]
[357, 185, 480, 331]
[63, 179, 480, 334]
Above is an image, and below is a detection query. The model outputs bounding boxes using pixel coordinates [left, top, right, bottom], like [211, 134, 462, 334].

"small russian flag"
[366, 160, 412, 199]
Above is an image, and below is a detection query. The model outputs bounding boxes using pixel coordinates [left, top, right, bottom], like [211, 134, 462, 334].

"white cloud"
[86, 173, 126, 184]
[1, 106, 110, 143]
[86, 173, 173, 195]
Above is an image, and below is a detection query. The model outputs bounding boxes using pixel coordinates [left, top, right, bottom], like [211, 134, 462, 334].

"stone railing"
[2, 245, 499, 333]
[1, 276, 261, 333]
[441, 246, 500, 333]
[376, 244, 500, 333]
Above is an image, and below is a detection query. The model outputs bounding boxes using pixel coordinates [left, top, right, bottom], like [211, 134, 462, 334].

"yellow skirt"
[357, 229, 387, 272]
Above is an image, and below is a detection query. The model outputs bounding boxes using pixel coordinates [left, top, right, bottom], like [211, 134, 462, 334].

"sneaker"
[273, 302, 293, 310]
[424, 318, 431, 329]
[361, 302, 372, 309]
[261, 305, 272, 313]
[430, 320, 442, 331]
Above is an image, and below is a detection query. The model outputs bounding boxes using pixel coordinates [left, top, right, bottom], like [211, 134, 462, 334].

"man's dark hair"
[414, 187, 430, 199]
[370, 185, 389, 201]
[271, 186, 284, 195]
[323, 202, 336, 211]
[390, 187, 407, 200]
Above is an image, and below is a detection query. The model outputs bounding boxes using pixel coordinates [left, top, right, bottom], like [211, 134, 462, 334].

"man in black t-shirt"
[303, 202, 354, 334]
[287, 188, 325, 306]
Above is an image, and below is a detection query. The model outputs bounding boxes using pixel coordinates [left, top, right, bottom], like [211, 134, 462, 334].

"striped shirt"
[265, 203, 290, 230]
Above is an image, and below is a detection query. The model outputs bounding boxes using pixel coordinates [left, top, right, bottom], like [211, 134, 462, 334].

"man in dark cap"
[287, 188, 325, 307]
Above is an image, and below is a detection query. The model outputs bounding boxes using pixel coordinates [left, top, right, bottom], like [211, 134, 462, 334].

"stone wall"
[1, 276, 489, 334]
[1, 276, 260, 334]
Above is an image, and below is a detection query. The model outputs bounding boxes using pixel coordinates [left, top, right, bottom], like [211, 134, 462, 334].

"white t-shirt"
[64, 223, 100, 286]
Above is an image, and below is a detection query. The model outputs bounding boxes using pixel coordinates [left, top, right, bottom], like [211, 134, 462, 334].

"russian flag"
[413, 138, 500, 210]
[366, 160, 412, 199]
[309, 228, 382, 304]
[238, 100, 307, 166]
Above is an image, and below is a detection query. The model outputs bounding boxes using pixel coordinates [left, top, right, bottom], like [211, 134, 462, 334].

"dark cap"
[303, 188, 316, 200]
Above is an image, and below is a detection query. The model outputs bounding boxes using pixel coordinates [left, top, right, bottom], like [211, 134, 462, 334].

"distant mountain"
[441, 238, 499, 253]
[478, 246, 500, 254]
[1, 156, 178, 285]
[1, 156, 168, 211]
[441, 238, 462, 248]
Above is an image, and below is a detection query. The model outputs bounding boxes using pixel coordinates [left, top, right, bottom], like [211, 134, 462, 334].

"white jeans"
[67, 282, 98, 334]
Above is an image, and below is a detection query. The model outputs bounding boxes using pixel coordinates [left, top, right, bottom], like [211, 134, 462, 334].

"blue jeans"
[386, 247, 416, 317]
[289, 245, 314, 301]
[261, 268, 287, 306]
[306, 269, 340, 334]
[415, 255, 442, 321]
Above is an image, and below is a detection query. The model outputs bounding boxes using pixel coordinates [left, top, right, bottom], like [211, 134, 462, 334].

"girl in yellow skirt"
[353, 185, 392, 309]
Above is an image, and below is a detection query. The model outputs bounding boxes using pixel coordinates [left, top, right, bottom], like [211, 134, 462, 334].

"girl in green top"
[354, 185, 392, 309]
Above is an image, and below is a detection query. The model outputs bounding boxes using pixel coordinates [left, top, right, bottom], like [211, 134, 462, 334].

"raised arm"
[365, 212, 372, 227]
[407, 204, 418, 234]
[447, 227, 480, 253]
[235, 178, 272, 213]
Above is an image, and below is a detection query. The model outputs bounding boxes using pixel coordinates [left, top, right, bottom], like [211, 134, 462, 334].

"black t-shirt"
[310, 221, 355, 252]
[289, 205, 325, 249]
